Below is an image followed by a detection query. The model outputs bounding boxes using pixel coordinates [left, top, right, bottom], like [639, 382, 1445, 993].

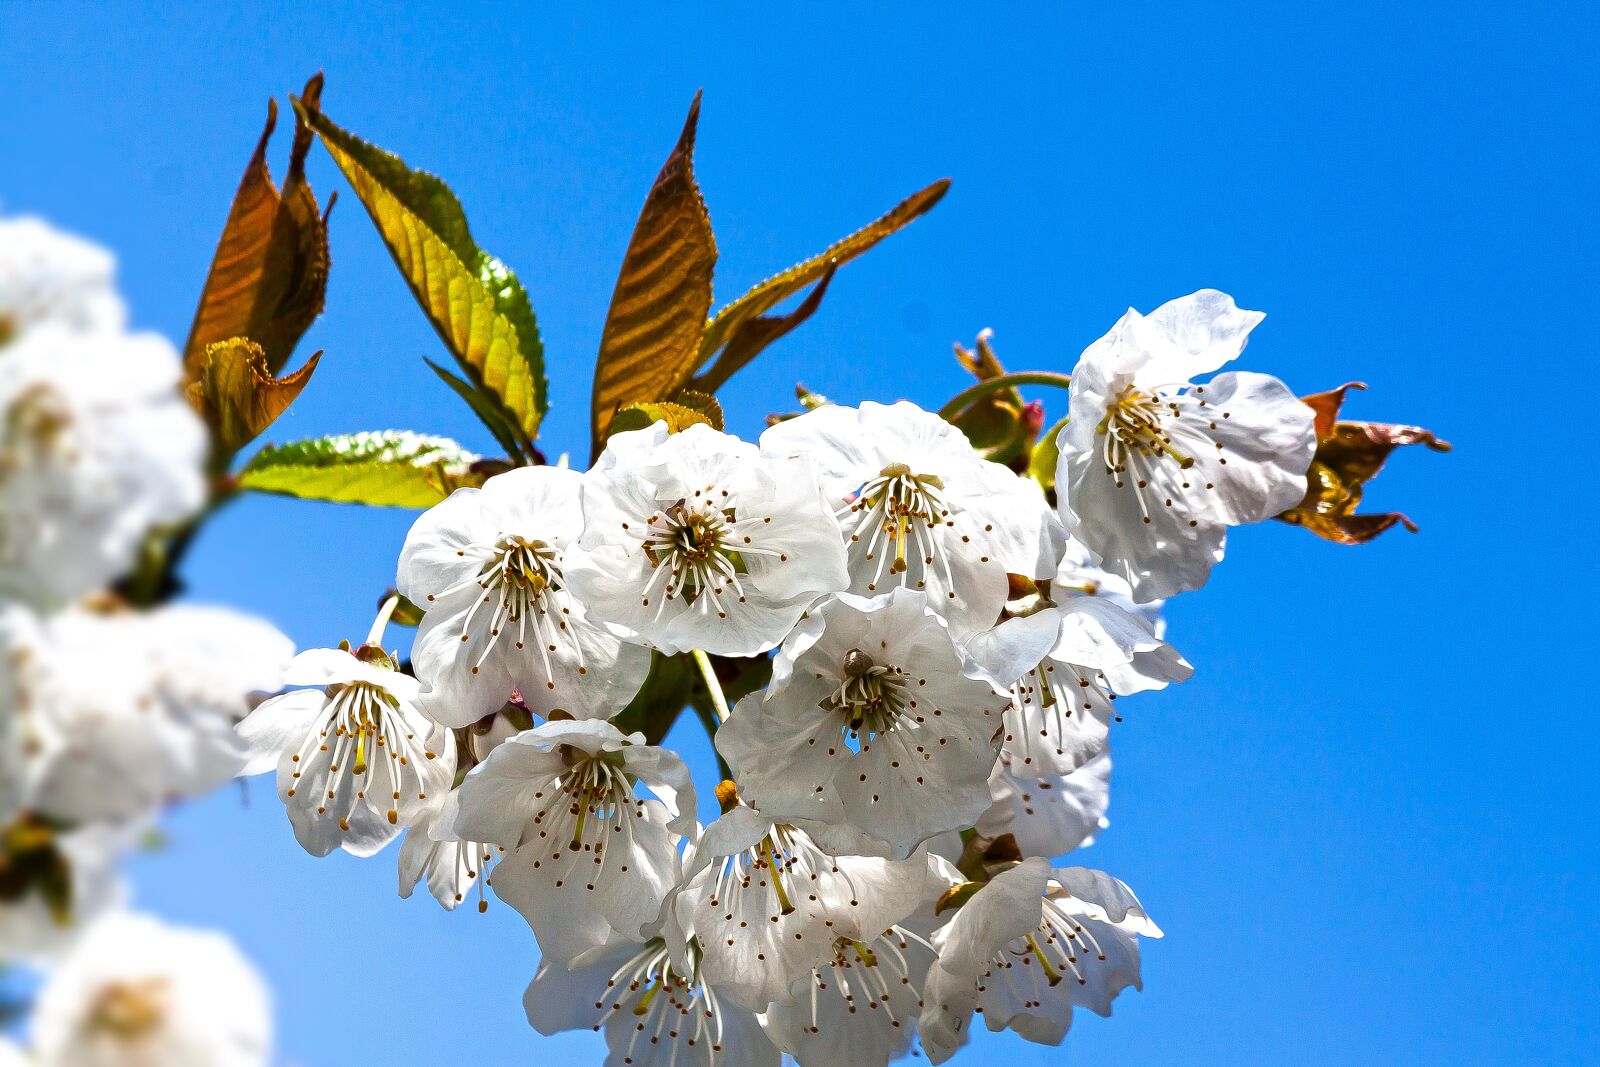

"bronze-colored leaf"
[691, 179, 950, 394]
[1278, 382, 1451, 544]
[186, 337, 320, 457]
[184, 73, 329, 379]
[592, 93, 718, 453]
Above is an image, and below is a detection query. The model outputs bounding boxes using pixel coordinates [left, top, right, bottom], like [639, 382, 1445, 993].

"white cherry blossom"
[565, 422, 849, 657]
[523, 936, 778, 1067]
[0, 324, 205, 609]
[762, 400, 1064, 638]
[664, 798, 930, 1011]
[760, 855, 957, 1066]
[976, 750, 1111, 858]
[237, 646, 454, 858]
[0, 1038, 25, 1067]
[3, 603, 291, 826]
[969, 593, 1190, 777]
[919, 858, 1161, 1062]
[1058, 289, 1316, 602]
[399, 465, 651, 726]
[444, 718, 695, 964]
[30, 911, 271, 1067]
[716, 589, 1008, 860]
[0, 215, 125, 339]
[398, 797, 500, 913]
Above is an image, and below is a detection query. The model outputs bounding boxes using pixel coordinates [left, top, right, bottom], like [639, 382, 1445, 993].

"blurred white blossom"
[29, 912, 271, 1067]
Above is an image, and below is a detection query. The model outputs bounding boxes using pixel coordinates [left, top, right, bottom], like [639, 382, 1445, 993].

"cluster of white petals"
[27, 912, 272, 1067]
[0, 216, 206, 610]
[1, 216, 284, 1059]
[229, 287, 1317, 1064]
[1058, 289, 1317, 601]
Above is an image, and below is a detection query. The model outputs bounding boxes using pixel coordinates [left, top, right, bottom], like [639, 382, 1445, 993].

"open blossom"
[1058, 289, 1317, 602]
[398, 797, 500, 913]
[0, 324, 206, 609]
[237, 647, 455, 858]
[662, 797, 930, 1011]
[3, 605, 283, 825]
[762, 400, 1064, 637]
[716, 589, 1008, 860]
[523, 936, 778, 1067]
[968, 589, 1190, 777]
[445, 718, 695, 964]
[760, 855, 957, 1067]
[919, 858, 1161, 1063]
[0, 215, 125, 339]
[565, 422, 848, 657]
[30, 911, 272, 1067]
[977, 750, 1111, 858]
[398, 465, 651, 726]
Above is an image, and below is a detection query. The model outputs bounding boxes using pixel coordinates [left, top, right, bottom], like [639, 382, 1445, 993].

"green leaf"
[609, 400, 715, 437]
[239, 431, 481, 507]
[423, 357, 529, 461]
[294, 99, 546, 447]
[591, 93, 718, 453]
[672, 389, 725, 431]
[691, 178, 950, 393]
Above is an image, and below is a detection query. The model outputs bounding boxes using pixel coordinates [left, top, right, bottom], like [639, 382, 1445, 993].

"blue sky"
[4, 2, 1597, 1064]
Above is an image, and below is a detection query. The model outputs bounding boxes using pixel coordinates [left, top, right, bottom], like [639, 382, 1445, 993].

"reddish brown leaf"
[1278, 382, 1451, 544]
[591, 92, 718, 453]
[187, 337, 320, 456]
[184, 73, 330, 379]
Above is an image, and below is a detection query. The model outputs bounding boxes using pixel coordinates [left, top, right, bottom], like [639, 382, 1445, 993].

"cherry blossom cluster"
[1, 216, 280, 1066]
[240, 289, 1316, 1064]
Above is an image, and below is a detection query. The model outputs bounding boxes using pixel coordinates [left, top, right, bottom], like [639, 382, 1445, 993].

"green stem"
[937, 371, 1074, 421]
[367, 593, 401, 647]
[692, 649, 731, 723]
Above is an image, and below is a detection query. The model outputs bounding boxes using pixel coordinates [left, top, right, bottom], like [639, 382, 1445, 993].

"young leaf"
[239, 431, 481, 508]
[671, 389, 725, 431]
[423, 357, 530, 462]
[186, 337, 320, 457]
[608, 401, 715, 437]
[591, 93, 718, 453]
[294, 99, 546, 449]
[185, 73, 330, 379]
[690, 178, 950, 394]
[1277, 382, 1450, 544]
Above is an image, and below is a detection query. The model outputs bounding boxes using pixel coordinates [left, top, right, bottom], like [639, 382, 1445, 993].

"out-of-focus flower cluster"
[1, 216, 281, 1065]
[238, 289, 1318, 1065]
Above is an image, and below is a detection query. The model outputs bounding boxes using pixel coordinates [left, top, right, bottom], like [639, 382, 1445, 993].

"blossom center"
[985, 898, 1109, 992]
[824, 649, 911, 742]
[86, 978, 169, 1041]
[596, 941, 729, 1059]
[1097, 386, 1196, 472]
[640, 499, 748, 617]
[839, 464, 959, 596]
[286, 680, 437, 827]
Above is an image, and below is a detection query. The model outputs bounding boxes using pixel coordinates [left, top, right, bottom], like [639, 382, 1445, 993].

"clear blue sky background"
[4, 3, 1596, 1064]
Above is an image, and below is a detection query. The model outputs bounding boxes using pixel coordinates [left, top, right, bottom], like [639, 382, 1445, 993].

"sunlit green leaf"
[294, 98, 545, 451]
[240, 431, 481, 507]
